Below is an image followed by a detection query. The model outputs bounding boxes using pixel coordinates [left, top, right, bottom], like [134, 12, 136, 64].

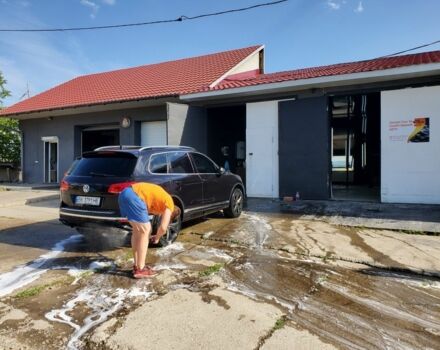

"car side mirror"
[218, 167, 226, 175]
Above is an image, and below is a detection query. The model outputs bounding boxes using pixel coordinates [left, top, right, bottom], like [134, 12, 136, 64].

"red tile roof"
[1, 45, 261, 116]
[211, 50, 440, 91]
[2, 47, 440, 116]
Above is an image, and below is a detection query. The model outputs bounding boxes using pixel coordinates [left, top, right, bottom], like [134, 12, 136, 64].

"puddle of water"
[155, 242, 185, 257]
[242, 213, 271, 248]
[154, 263, 187, 271]
[45, 275, 154, 350]
[177, 246, 233, 265]
[224, 253, 440, 349]
[67, 260, 115, 284]
[0, 235, 83, 297]
[88, 261, 114, 271]
[202, 231, 214, 239]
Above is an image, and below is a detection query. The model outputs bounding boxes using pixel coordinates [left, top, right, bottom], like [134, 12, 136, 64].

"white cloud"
[327, 0, 341, 10]
[101, 0, 115, 5]
[0, 13, 89, 106]
[354, 1, 364, 13]
[80, 0, 99, 18]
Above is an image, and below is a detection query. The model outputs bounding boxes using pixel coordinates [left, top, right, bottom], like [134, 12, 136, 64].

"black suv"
[59, 146, 245, 246]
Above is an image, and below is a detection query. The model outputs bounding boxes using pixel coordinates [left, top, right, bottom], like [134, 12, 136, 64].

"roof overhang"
[181, 63, 440, 102]
[1, 96, 179, 120]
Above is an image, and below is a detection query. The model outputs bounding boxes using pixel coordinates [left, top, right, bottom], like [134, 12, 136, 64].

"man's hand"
[150, 208, 172, 244]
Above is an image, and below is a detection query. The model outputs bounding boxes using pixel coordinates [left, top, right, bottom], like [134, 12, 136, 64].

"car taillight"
[108, 181, 136, 194]
[60, 179, 70, 192]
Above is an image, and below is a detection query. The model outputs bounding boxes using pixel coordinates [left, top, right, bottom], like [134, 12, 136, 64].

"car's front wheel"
[224, 187, 244, 218]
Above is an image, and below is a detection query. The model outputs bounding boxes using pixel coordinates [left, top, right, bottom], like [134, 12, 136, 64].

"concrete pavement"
[1, 190, 440, 349]
[0, 189, 59, 208]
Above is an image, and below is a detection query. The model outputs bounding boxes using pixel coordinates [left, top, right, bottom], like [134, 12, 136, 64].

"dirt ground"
[0, 198, 440, 350]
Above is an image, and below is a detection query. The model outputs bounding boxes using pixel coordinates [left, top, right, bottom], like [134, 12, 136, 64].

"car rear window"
[149, 152, 193, 174]
[168, 152, 193, 174]
[70, 154, 137, 177]
[149, 153, 168, 174]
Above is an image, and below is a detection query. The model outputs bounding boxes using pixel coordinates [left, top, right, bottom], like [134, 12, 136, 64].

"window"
[191, 153, 218, 174]
[168, 152, 193, 174]
[70, 155, 137, 177]
[149, 153, 168, 174]
[332, 130, 354, 170]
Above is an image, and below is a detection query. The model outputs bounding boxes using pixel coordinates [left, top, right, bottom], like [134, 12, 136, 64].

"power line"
[0, 0, 288, 32]
[380, 39, 440, 58]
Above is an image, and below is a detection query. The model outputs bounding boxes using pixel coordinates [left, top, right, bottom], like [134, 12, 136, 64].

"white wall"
[381, 86, 440, 204]
[246, 101, 279, 198]
[228, 52, 260, 76]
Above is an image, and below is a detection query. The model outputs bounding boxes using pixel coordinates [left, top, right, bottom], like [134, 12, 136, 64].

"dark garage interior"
[206, 106, 246, 183]
[330, 93, 381, 201]
[82, 128, 120, 153]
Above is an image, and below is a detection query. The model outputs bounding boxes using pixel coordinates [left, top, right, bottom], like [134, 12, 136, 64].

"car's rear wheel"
[224, 187, 244, 218]
[151, 212, 182, 247]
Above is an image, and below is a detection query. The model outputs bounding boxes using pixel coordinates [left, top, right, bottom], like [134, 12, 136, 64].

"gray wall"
[19, 105, 166, 183]
[167, 103, 207, 153]
[278, 96, 330, 199]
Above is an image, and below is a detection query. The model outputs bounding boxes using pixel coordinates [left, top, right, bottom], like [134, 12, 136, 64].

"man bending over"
[118, 182, 181, 278]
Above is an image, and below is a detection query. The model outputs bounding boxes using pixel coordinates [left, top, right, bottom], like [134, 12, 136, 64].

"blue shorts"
[118, 187, 150, 223]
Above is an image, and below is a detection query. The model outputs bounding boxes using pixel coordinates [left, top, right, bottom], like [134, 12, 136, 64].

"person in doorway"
[118, 182, 181, 278]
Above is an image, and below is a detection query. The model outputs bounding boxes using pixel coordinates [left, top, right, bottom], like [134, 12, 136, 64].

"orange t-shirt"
[131, 183, 174, 215]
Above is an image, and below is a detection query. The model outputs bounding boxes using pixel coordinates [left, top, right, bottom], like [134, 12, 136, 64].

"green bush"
[0, 118, 20, 163]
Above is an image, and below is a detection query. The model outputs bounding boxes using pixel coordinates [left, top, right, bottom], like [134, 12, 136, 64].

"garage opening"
[330, 93, 381, 201]
[206, 106, 246, 184]
[82, 126, 120, 153]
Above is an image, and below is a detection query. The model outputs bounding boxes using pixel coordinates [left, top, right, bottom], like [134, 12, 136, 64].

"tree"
[0, 72, 20, 164]
[0, 72, 10, 103]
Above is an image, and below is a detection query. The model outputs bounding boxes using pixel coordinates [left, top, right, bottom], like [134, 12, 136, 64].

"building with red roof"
[1, 45, 440, 204]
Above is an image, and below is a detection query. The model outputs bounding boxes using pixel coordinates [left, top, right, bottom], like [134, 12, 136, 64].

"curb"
[25, 194, 59, 204]
[0, 194, 59, 208]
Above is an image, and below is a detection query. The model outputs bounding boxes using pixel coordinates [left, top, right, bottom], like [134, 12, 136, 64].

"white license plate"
[75, 196, 101, 206]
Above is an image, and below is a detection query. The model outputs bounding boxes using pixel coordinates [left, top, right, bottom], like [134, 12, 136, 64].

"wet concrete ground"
[0, 199, 439, 349]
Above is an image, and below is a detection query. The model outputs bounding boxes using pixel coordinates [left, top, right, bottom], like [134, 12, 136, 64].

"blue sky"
[0, 0, 439, 106]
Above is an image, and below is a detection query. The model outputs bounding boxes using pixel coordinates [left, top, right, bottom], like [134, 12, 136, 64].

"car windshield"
[70, 155, 137, 177]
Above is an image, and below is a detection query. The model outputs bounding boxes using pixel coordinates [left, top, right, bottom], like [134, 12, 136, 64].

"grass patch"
[322, 251, 335, 263]
[317, 274, 328, 284]
[120, 250, 134, 263]
[273, 316, 286, 330]
[15, 285, 48, 299]
[14, 276, 77, 299]
[199, 263, 224, 277]
[79, 270, 94, 279]
[230, 239, 241, 245]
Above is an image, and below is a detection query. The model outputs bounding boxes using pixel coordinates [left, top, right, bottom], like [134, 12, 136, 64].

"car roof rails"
[139, 145, 195, 151]
[94, 145, 142, 151]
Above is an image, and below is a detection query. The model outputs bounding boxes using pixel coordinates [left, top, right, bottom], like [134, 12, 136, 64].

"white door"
[246, 101, 279, 198]
[246, 127, 277, 197]
[141, 121, 167, 146]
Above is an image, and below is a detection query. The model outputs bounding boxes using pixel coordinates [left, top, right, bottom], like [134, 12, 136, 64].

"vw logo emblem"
[83, 184, 90, 193]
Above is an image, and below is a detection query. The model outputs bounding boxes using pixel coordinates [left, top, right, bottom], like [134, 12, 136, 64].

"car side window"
[149, 153, 168, 174]
[168, 152, 194, 174]
[191, 153, 218, 174]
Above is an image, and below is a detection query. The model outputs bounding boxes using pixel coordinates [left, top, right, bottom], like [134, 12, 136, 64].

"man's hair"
[171, 206, 181, 221]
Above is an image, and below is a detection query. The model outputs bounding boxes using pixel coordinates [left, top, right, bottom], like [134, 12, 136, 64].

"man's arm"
[151, 208, 172, 244]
